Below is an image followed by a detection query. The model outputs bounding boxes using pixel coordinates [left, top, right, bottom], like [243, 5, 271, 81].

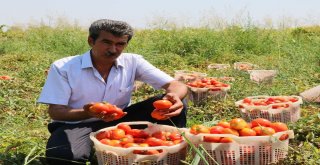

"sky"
[1, 0, 320, 29]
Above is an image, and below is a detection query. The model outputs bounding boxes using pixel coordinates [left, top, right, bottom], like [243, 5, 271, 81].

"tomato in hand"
[153, 100, 173, 110]
[151, 110, 168, 120]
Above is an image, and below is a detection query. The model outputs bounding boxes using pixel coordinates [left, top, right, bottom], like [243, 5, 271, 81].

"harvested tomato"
[209, 126, 224, 134]
[110, 129, 126, 140]
[89, 102, 124, 114]
[117, 123, 132, 134]
[119, 134, 134, 145]
[230, 118, 247, 130]
[279, 133, 289, 141]
[168, 132, 182, 141]
[251, 118, 271, 127]
[217, 121, 231, 128]
[95, 130, 111, 140]
[269, 122, 288, 132]
[203, 136, 221, 143]
[151, 110, 168, 120]
[0, 75, 11, 80]
[239, 128, 256, 136]
[221, 128, 239, 136]
[128, 129, 149, 138]
[153, 100, 173, 110]
[123, 142, 139, 148]
[190, 124, 210, 135]
[145, 137, 165, 146]
[152, 131, 168, 141]
[220, 137, 233, 143]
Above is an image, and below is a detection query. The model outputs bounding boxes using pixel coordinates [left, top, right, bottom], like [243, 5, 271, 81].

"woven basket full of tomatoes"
[186, 77, 231, 106]
[184, 118, 294, 165]
[90, 121, 187, 165]
[235, 95, 303, 123]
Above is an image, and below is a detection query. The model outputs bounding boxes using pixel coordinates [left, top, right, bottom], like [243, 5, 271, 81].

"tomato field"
[0, 24, 319, 164]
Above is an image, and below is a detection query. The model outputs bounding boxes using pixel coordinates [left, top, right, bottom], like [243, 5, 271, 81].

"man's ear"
[88, 37, 94, 47]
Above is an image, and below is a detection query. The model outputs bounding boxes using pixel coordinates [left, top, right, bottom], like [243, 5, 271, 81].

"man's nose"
[109, 44, 117, 53]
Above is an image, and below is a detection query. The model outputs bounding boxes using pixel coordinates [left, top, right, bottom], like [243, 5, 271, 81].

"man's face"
[89, 31, 129, 61]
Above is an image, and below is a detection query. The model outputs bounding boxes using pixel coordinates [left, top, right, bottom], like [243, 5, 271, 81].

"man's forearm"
[48, 104, 91, 121]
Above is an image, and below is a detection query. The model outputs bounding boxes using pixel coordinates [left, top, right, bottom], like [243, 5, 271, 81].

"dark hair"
[89, 19, 134, 42]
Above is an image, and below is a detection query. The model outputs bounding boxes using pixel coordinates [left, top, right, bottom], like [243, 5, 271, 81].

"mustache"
[105, 51, 117, 56]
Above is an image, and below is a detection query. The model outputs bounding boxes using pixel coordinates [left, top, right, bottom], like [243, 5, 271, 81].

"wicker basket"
[184, 129, 294, 165]
[235, 96, 303, 123]
[90, 121, 188, 165]
[187, 85, 230, 106]
[174, 70, 207, 83]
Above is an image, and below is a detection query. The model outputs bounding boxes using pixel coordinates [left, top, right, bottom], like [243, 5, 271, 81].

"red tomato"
[251, 118, 271, 127]
[119, 134, 134, 145]
[163, 140, 175, 146]
[145, 137, 165, 146]
[108, 140, 121, 147]
[152, 131, 167, 141]
[95, 131, 111, 140]
[221, 128, 239, 136]
[289, 98, 298, 102]
[217, 121, 231, 128]
[243, 98, 252, 104]
[203, 136, 221, 143]
[220, 137, 233, 143]
[168, 132, 182, 141]
[209, 126, 224, 134]
[153, 100, 173, 110]
[133, 137, 146, 143]
[239, 128, 256, 136]
[279, 133, 289, 141]
[0, 75, 11, 80]
[252, 126, 275, 136]
[123, 142, 139, 148]
[190, 124, 210, 135]
[128, 129, 149, 138]
[230, 118, 247, 130]
[117, 123, 132, 134]
[110, 129, 126, 140]
[99, 138, 111, 145]
[89, 102, 124, 117]
[151, 110, 168, 120]
[89, 103, 109, 113]
[269, 122, 288, 132]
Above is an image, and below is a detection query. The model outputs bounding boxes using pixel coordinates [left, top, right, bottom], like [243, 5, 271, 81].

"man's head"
[89, 19, 134, 43]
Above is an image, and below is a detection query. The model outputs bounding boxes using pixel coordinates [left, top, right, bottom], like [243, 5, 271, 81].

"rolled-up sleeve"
[37, 64, 71, 105]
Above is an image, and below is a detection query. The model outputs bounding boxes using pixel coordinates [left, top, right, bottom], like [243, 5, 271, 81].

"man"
[38, 19, 188, 164]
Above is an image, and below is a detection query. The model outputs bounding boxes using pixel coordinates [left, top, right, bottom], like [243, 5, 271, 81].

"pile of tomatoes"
[186, 78, 230, 91]
[189, 118, 289, 143]
[95, 123, 183, 155]
[238, 96, 299, 109]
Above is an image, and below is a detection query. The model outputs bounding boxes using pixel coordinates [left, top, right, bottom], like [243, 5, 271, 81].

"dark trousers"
[45, 95, 187, 165]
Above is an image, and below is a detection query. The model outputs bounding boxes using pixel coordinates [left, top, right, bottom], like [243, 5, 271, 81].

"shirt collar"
[81, 50, 124, 69]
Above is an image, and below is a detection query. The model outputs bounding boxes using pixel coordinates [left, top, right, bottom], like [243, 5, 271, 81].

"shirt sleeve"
[37, 63, 71, 105]
[135, 55, 174, 89]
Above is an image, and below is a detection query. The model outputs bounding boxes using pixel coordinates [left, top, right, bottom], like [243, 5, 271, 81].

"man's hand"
[83, 102, 127, 122]
[158, 93, 184, 118]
